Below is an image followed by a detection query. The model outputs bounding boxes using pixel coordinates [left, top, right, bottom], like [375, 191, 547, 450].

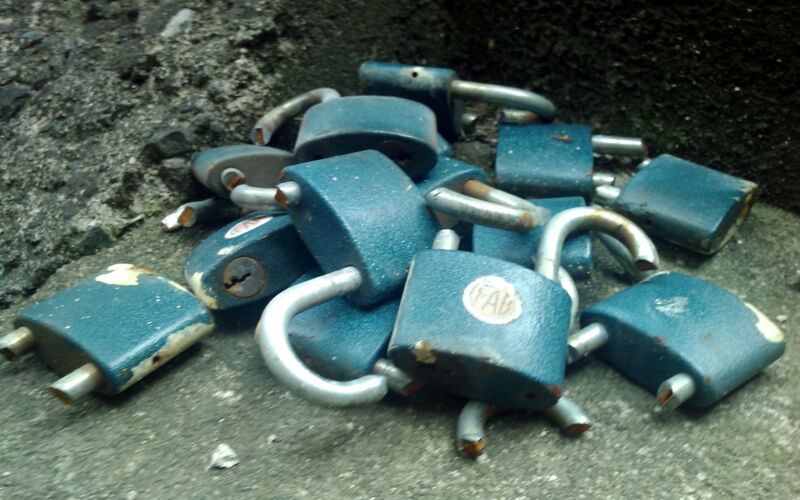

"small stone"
[145, 129, 195, 161]
[161, 9, 196, 38]
[209, 443, 239, 469]
[0, 84, 31, 119]
[20, 30, 45, 48]
[267, 434, 277, 444]
[776, 314, 788, 323]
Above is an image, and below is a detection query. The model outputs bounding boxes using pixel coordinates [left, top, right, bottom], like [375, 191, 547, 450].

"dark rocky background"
[0, 2, 798, 498]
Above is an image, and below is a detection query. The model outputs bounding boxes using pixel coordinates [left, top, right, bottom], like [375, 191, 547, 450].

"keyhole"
[224, 272, 252, 289]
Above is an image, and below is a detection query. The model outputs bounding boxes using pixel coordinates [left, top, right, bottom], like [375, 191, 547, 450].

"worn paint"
[745, 302, 784, 343]
[216, 246, 235, 256]
[121, 321, 214, 390]
[95, 264, 155, 286]
[412, 341, 436, 364]
[188, 271, 218, 309]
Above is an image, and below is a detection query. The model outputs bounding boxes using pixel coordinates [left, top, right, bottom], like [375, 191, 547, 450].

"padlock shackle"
[252, 88, 340, 146]
[593, 185, 622, 206]
[0, 327, 35, 361]
[432, 229, 461, 250]
[656, 373, 696, 411]
[596, 232, 656, 283]
[256, 266, 389, 406]
[541, 396, 592, 436]
[558, 266, 579, 332]
[590, 135, 648, 157]
[161, 198, 239, 232]
[456, 400, 497, 457]
[536, 207, 659, 282]
[567, 322, 610, 364]
[426, 186, 549, 232]
[229, 185, 283, 212]
[449, 80, 556, 122]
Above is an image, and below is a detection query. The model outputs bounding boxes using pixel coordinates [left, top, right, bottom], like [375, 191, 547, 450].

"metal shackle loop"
[535, 207, 659, 282]
[426, 180, 550, 232]
[256, 266, 389, 406]
[449, 80, 556, 122]
[558, 266, 579, 331]
[229, 185, 282, 212]
[252, 88, 340, 146]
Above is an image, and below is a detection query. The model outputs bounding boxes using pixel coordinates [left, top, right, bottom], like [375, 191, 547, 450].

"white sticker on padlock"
[224, 215, 273, 239]
[462, 276, 522, 325]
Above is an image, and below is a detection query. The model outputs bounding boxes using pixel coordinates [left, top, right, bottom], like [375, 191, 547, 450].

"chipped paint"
[95, 264, 155, 286]
[217, 246, 235, 256]
[121, 321, 214, 390]
[412, 341, 437, 364]
[745, 302, 784, 343]
[165, 278, 191, 295]
[188, 272, 218, 309]
[654, 296, 689, 317]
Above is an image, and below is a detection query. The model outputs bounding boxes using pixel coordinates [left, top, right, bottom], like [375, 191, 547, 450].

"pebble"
[161, 9, 196, 38]
[209, 443, 239, 469]
[145, 129, 196, 161]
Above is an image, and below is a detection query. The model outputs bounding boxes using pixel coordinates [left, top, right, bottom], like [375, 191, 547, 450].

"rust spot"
[129, 265, 156, 275]
[225, 172, 246, 191]
[48, 387, 73, 405]
[275, 188, 289, 208]
[547, 384, 563, 398]
[704, 376, 712, 385]
[565, 423, 591, 436]
[652, 335, 667, 344]
[178, 207, 195, 227]
[400, 381, 427, 396]
[152, 354, 163, 365]
[513, 211, 535, 231]
[462, 179, 493, 200]
[253, 128, 265, 145]
[550, 134, 572, 143]
[460, 439, 486, 458]
[412, 341, 437, 364]
[657, 388, 673, 406]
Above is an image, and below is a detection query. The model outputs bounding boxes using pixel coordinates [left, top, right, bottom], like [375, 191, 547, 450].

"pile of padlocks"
[1, 62, 785, 457]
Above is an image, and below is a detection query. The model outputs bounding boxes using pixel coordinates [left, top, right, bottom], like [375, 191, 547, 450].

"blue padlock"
[472, 196, 593, 280]
[255, 150, 439, 406]
[359, 61, 556, 139]
[594, 154, 758, 254]
[494, 122, 645, 199]
[183, 212, 315, 310]
[0, 264, 214, 404]
[572, 272, 785, 410]
[293, 95, 440, 179]
[494, 123, 647, 200]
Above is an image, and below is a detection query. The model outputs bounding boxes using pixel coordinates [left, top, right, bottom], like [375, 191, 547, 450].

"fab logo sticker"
[224, 215, 273, 239]
[462, 276, 522, 325]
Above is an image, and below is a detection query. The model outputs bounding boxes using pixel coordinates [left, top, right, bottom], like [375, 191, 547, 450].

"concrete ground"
[1, 201, 797, 499]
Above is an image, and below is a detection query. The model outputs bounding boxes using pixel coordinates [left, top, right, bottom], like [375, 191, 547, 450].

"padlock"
[286, 269, 419, 395]
[0, 264, 214, 404]
[293, 95, 440, 179]
[415, 157, 488, 231]
[255, 150, 439, 406]
[388, 209, 658, 409]
[183, 212, 315, 310]
[494, 122, 646, 199]
[359, 61, 556, 139]
[593, 154, 758, 254]
[191, 144, 295, 198]
[251, 88, 341, 146]
[472, 196, 593, 280]
[456, 265, 588, 457]
[570, 271, 785, 410]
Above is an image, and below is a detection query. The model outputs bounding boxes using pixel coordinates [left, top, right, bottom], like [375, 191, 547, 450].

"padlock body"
[13, 264, 214, 395]
[388, 250, 571, 409]
[359, 61, 465, 140]
[287, 269, 399, 381]
[294, 95, 439, 179]
[281, 150, 439, 306]
[472, 196, 593, 279]
[495, 123, 595, 198]
[183, 213, 315, 310]
[611, 155, 758, 254]
[191, 144, 294, 197]
[580, 272, 785, 407]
